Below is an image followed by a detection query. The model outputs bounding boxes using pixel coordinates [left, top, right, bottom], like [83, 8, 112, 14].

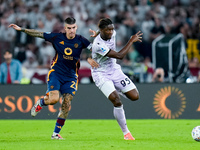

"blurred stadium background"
[0, 0, 199, 84]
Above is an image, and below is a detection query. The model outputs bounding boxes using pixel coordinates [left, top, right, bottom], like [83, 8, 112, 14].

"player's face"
[64, 24, 77, 39]
[101, 24, 114, 40]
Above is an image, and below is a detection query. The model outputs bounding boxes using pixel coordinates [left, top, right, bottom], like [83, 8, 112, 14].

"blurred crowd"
[0, 0, 199, 84]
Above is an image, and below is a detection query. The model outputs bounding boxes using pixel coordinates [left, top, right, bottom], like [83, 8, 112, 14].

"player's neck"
[66, 33, 76, 40]
[100, 33, 108, 41]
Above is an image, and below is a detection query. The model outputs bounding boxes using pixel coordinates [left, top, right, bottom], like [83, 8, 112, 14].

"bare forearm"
[118, 38, 135, 59]
[22, 28, 44, 38]
[107, 38, 134, 59]
[106, 31, 142, 59]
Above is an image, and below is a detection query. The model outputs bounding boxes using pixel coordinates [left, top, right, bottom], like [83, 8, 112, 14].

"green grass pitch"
[0, 119, 199, 150]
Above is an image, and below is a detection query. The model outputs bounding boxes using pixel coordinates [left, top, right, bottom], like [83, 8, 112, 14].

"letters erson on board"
[0, 84, 199, 119]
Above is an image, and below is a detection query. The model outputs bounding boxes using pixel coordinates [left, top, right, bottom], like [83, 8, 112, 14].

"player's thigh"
[92, 71, 120, 100]
[47, 70, 61, 93]
[46, 72, 61, 102]
[60, 78, 78, 96]
[100, 80, 116, 98]
[113, 69, 136, 94]
[92, 71, 110, 88]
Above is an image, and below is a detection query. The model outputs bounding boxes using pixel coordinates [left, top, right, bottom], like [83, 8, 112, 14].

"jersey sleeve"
[80, 35, 92, 50]
[43, 32, 58, 43]
[93, 41, 110, 56]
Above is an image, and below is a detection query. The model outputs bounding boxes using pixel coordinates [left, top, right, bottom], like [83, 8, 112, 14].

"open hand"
[87, 58, 99, 68]
[8, 24, 22, 31]
[131, 31, 143, 43]
[89, 29, 97, 37]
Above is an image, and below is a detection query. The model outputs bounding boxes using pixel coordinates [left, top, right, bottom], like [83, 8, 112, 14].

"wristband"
[21, 28, 25, 32]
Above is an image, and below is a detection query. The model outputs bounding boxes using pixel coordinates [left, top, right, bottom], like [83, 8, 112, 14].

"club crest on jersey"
[74, 43, 78, 48]
[101, 47, 106, 52]
[50, 85, 54, 89]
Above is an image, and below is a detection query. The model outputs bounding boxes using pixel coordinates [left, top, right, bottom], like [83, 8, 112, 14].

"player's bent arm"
[106, 37, 135, 60]
[106, 31, 143, 60]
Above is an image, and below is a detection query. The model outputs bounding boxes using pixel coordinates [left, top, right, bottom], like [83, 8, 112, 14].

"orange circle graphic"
[153, 86, 186, 119]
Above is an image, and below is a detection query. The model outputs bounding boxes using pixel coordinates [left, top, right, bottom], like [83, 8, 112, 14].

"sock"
[53, 118, 66, 134]
[40, 98, 47, 106]
[113, 105, 130, 135]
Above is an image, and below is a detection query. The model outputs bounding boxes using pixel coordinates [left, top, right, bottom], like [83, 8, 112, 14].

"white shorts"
[92, 69, 136, 98]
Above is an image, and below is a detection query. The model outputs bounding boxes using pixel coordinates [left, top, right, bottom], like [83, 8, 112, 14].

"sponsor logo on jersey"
[63, 55, 73, 60]
[101, 47, 106, 52]
[63, 47, 73, 60]
[64, 48, 72, 55]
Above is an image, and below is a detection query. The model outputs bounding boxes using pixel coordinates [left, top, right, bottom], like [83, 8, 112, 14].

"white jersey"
[91, 30, 121, 73]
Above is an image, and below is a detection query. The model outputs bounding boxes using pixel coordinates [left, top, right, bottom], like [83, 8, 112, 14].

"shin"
[58, 93, 73, 119]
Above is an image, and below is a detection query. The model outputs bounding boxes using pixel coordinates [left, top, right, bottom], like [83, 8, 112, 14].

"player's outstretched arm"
[106, 31, 143, 60]
[8, 24, 44, 39]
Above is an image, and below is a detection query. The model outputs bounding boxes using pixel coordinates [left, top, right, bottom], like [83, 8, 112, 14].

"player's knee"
[114, 100, 122, 107]
[48, 91, 60, 104]
[111, 98, 122, 107]
[130, 92, 139, 101]
[49, 97, 59, 104]
[125, 89, 139, 101]
[109, 93, 122, 107]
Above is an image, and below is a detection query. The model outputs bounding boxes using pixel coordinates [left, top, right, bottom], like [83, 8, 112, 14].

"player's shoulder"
[44, 32, 63, 36]
[93, 35, 104, 45]
[92, 37, 105, 51]
[75, 34, 88, 40]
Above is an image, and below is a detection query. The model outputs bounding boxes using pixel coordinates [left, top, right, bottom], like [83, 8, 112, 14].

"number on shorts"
[70, 81, 76, 89]
[120, 78, 131, 87]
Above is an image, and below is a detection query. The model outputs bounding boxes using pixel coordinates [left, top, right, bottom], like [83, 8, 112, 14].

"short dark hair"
[98, 18, 113, 29]
[4, 50, 12, 55]
[64, 17, 76, 25]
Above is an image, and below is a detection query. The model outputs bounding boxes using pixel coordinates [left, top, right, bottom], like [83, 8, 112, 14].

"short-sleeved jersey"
[91, 30, 121, 72]
[44, 32, 92, 78]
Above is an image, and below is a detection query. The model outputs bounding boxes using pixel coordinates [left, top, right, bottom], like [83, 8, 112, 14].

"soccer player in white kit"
[90, 18, 143, 140]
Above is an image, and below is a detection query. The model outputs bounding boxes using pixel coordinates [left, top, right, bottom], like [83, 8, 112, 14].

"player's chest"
[55, 40, 83, 56]
[104, 40, 115, 50]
